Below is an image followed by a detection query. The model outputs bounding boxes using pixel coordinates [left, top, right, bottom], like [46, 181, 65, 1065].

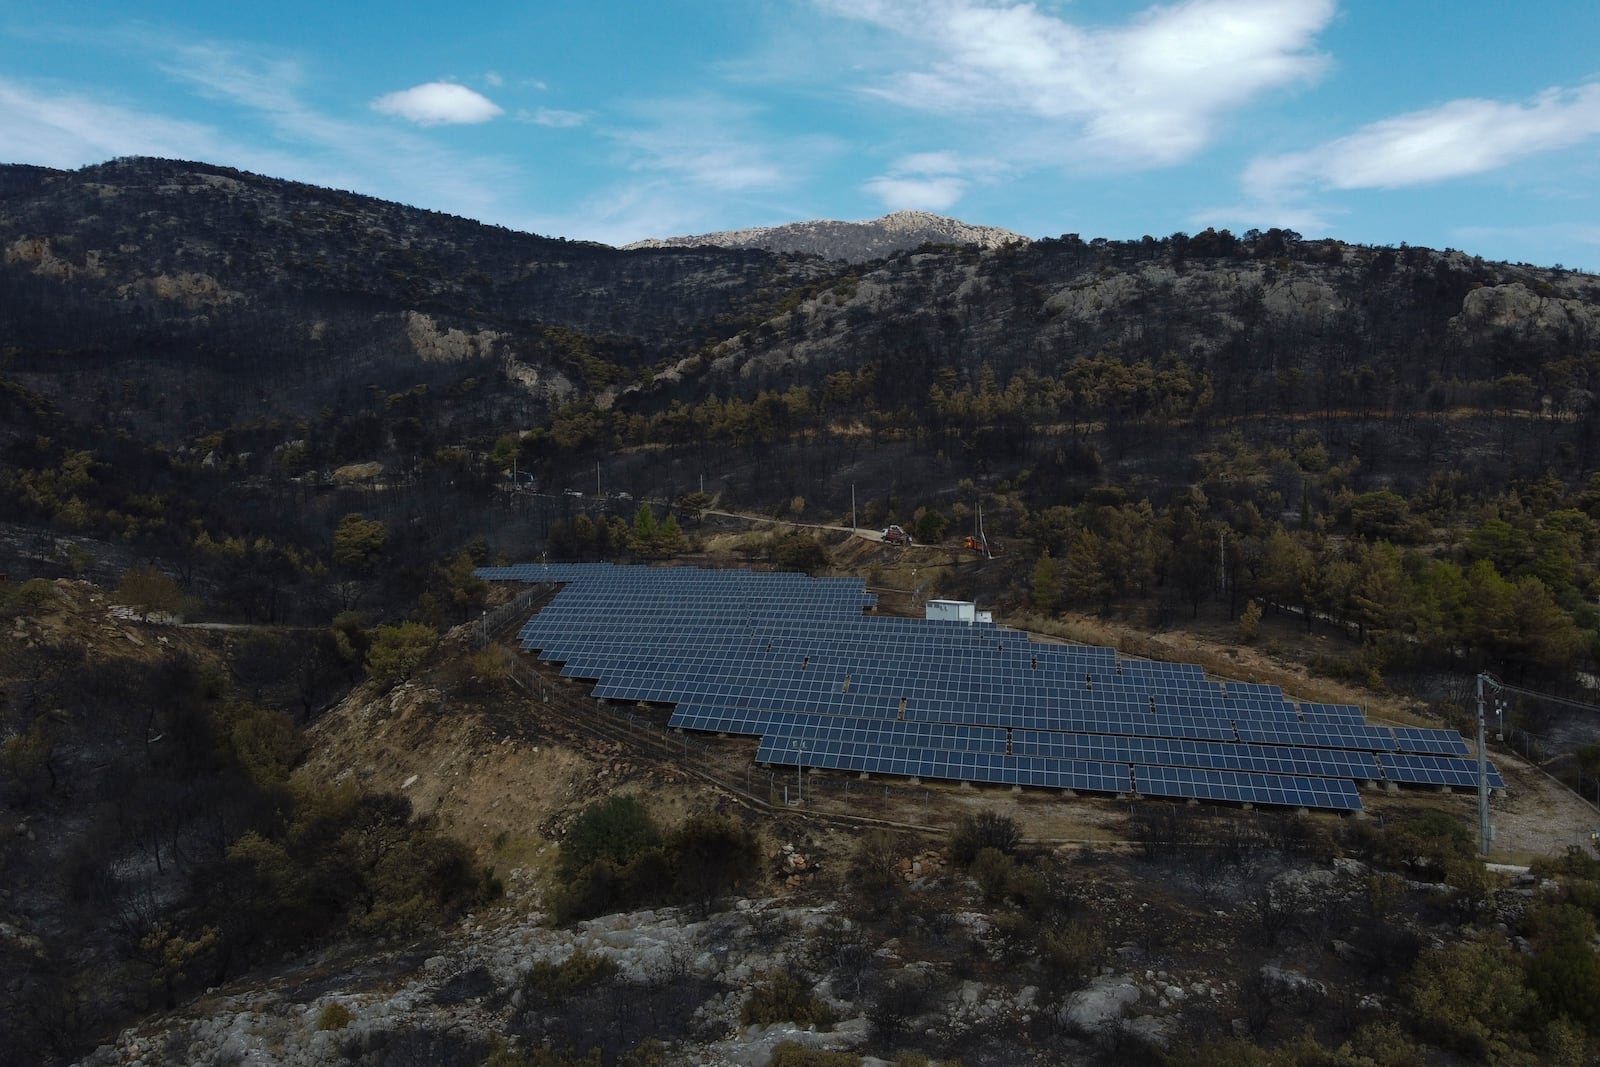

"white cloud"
[817, 0, 1335, 167]
[485, 71, 504, 88]
[1244, 83, 1600, 201]
[522, 107, 587, 128]
[864, 175, 967, 211]
[863, 150, 991, 211]
[371, 81, 503, 126]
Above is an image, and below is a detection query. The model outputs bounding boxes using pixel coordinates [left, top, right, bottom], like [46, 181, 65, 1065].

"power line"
[1496, 681, 1600, 716]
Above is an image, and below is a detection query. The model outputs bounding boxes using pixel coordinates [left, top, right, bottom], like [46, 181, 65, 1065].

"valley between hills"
[5, 157, 1600, 1066]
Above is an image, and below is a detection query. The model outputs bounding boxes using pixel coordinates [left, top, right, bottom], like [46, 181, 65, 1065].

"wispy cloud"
[160, 42, 354, 148]
[0, 78, 230, 168]
[103, 37, 520, 222]
[607, 94, 831, 194]
[531, 95, 846, 244]
[818, 0, 1335, 168]
[1244, 83, 1600, 200]
[521, 107, 587, 129]
[864, 150, 994, 211]
[371, 81, 503, 126]
[540, 182, 715, 246]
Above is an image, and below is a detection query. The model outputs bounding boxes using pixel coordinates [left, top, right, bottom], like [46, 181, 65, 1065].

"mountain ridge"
[3, 156, 1598, 452]
[624, 208, 1027, 262]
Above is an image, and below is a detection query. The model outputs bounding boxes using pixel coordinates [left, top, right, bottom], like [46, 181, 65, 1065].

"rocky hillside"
[625, 209, 1026, 262]
[60, 606, 1600, 1067]
[672, 234, 1600, 415]
[4, 157, 1598, 454]
[0, 157, 826, 426]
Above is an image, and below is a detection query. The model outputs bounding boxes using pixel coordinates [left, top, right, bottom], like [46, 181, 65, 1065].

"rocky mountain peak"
[624, 210, 1026, 263]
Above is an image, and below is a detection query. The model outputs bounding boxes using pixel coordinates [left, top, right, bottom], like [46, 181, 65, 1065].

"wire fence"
[473, 586, 548, 648]
[1480, 721, 1600, 825]
[497, 645, 1600, 846]
[504, 660, 947, 819]
[506, 661, 775, 808]
[1499, 724, 1549, 766]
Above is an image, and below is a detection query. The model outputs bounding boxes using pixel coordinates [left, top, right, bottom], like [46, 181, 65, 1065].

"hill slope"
[4, 157, 1598, 454]
[0, 157, 826, 426]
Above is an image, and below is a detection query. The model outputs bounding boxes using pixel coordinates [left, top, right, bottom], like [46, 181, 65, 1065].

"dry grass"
[1006, 608, 1432, 725]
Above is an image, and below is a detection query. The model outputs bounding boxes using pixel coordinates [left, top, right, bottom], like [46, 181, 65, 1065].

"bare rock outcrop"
[626, 210, 1026, 263]
[1454, 281, 1600, 336]
[403, 310, 504, 363]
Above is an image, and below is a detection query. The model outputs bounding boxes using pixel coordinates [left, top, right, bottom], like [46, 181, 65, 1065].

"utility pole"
[792, 740, 806, 805]
[1218, 528, 1227, 599]
[851, 482, 857, 532]
[1475, 671, 1503, 856]
[595, 461, 601, 498]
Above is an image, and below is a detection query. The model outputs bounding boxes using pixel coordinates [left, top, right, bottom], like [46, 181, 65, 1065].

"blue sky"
[3, 1, 1598, 269]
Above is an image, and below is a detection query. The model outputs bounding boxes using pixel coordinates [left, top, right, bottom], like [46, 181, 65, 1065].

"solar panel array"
[480, 563, 1502, 812]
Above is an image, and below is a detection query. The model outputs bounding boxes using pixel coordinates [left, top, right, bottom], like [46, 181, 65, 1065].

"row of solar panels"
[537, 643, 1126, 682]
[483, 564, 881, 612]
[667, 704, 1486, 778]
[527, 630, 1101, 659]
[673, 705, 1379, 778]
[753, 736, 1367, 811]
[528, 595, 878, 612]
[523, 612, 1035, 642]
[479, 561, 867, 586]
[593, 664, 1467, 755]
[549, 649, 1194, 687]
[535, 639, 1230, 687]
[578, 661, 1346, 723]
[590, 675, 1305, 725]
[753, 734, 1491, 808]
[570, 662, 1313, 719]
[546, 645, 1256, 692]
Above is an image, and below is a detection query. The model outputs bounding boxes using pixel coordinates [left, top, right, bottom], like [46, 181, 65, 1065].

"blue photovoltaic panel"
[1381, 753, 1504, 790]
[1299, 702, 1368, 726]
[1010, 731, 1381, 780]
[1391, 727, 1472, 757]
[480, 562, 1483, 809]
[756, 736, 1129, 794]
[1227, 682, 1289, 699]
[1134, 765, 1362, 811]
[1237, 721, 1397, 751]
[671, 706, 1010, 753]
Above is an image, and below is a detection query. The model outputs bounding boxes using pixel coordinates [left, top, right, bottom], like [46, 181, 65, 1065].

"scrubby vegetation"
[0, 582, 499, 1063]
[550, 796, 761, 922]
[6, 159, 1600, 1065]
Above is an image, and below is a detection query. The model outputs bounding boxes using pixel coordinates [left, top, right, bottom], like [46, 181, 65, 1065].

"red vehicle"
[881, 525, 911, 545]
